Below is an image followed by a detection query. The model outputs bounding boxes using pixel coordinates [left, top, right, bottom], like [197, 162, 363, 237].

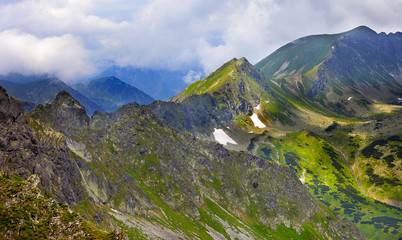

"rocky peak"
[0, 86, 87, 206]
[53, 90, 85, 108]
[0, 86, 38, 178]
[229, 57, 260, 75]
[29, 90, 89, 135]
[0, 86, 25, 124]
[232, 57, 250, 67]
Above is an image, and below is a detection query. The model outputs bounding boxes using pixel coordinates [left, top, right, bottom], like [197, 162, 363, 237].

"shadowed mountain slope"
[0, 78, 103, 114]
[72, 77, 155, 112]
[256, 26, 402, 116]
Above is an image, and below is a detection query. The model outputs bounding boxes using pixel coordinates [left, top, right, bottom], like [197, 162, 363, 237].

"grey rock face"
[0, 86, 86, 205]
[28, 90, 90, 135]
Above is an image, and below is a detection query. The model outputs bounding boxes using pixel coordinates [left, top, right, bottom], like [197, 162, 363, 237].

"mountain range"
[0, 86, 364, 239]
[151, 26, 402, 240]
[255, 26, 402, 116]
[0, 26, 401, 240]
[97, 66, 193, 100]
[0, 78, 103, 114]
[72, 77, 155, 112]
[0, 76, 155, 115]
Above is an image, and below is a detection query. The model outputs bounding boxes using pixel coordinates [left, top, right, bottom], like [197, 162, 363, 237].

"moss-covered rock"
[0, 174, 122, 239]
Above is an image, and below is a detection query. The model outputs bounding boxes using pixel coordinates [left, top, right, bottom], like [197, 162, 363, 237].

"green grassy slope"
[172, 57, 265, 104]
[255, 33, 339, 79]
[357, 135, 401, 207]
[249, 130, 401, 240]
[0, 175, 117, 239]
[255, 26, 402, 117]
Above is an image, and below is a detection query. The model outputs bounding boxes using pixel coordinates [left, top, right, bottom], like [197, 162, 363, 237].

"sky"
[0, 0, 401, 84]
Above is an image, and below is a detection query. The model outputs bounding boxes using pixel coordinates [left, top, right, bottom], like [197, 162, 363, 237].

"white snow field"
[213, 128, 237, 145]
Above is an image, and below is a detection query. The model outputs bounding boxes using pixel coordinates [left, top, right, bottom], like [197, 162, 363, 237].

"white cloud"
[183, 70, 203, 84]
[0, 30, 95, 82]
[0, 0, 400, 83]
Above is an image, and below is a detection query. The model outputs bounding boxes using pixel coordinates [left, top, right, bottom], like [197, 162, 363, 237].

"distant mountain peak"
[35, 77, 67, 86]
[231, 56, 247, 63]
[72, 76, 155, 112]
[166, 57, 269, 130]
[256, 25, 402, 116]
[0, 78, 103, 114]
[43, 77, 64, 83]
[349, 25, 376, 34]
[92, 76, 120, 82]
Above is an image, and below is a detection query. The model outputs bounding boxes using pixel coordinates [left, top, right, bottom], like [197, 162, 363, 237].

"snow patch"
[213, 128, 237, 146]
[250, 113, 266, 128]
[348, 97, 353, 101]
[255, 104, 261, 110]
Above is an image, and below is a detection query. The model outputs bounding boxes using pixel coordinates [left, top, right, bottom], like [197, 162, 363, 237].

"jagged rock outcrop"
[0, 86, 85, 205]
[148, 95, 219, 134]
[0, 174, 123, 239]
[28, 90, 90, 135]
[0, 86, 38, 178]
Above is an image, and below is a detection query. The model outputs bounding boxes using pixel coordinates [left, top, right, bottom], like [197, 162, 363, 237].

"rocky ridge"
[0, 86, 86, 205]
[0, 78, 103, 114]
[0, 175, 123, 239]
[0, 85, 364, 239]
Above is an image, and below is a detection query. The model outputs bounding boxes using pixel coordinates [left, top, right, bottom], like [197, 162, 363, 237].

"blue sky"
[0, 0, 401, 84]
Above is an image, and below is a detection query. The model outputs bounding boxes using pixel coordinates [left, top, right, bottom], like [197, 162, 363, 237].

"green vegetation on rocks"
[2, 87, 363, 239]
[249, 130, 401, 240]
[0, 174, 120, 239]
